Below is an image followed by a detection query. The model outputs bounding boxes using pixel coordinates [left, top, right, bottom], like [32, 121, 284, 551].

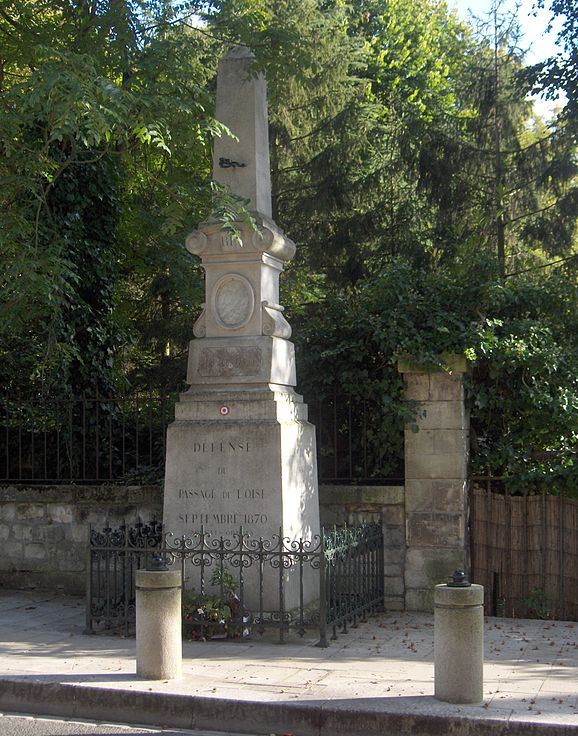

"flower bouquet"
[183, 567, 251, 640]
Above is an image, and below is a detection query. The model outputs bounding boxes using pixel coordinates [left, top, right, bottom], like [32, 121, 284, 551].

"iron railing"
[323, 523, 385, 639]
[308, 395, 403, 484]
[85, 522, 384, 646]
[0, 390, 177, 484]
[0, 392, 400, 485]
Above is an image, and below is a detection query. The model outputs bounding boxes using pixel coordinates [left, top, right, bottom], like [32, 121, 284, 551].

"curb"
[0, 678, 575, 736]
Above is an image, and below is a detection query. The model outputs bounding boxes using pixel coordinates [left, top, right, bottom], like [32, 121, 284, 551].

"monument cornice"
[185, 213, 296, 262]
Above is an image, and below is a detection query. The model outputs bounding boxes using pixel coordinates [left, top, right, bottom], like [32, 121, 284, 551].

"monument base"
[162, 386, 320, 611]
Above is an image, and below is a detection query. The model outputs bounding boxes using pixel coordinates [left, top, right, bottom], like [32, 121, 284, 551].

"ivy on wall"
[292, 259, 578, 495]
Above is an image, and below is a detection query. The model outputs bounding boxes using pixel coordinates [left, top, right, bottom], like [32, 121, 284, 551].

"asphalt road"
[0, 714, 257, 736]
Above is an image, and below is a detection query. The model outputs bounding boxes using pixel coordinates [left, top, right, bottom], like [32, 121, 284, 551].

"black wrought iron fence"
[0, 391, 399, 484]
[0, 390, 177, 483]
[85, 522, 384, 646]
[323, 523, 384, 639]
[308, 395, 403, 484]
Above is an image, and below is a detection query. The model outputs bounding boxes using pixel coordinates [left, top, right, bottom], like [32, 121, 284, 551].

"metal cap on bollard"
[447, 569, 470, 587]
[147, 554, 168, 572]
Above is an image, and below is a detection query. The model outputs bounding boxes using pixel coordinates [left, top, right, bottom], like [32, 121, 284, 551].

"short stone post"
[136, 562, 182, 680]
[434, 572, 484, 704]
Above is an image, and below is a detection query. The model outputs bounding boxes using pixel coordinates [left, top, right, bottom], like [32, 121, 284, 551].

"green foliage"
[0, 0, 576, 496]
[530, 0, 577, 122]
[463, 4, 577, 279]
[209, 565, 237, 596]
[278, 0, 477, 282]
[293, 256, 494, 477]
[525, 586, 551, 619]
[0, 0, 218, 394]
[183, 566, 247, 640]
[183, 592, 234, 637]
[293, 259, 578, 494]
[467, 275, 578, 494]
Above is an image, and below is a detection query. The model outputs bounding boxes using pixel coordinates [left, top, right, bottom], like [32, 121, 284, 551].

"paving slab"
[0, 590, 576, 735]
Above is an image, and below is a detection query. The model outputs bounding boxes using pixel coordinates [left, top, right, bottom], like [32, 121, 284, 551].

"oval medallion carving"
[213, 274, 255, 329]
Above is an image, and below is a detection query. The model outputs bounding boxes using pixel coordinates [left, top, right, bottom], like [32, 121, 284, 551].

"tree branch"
[506, 253, 578, 277]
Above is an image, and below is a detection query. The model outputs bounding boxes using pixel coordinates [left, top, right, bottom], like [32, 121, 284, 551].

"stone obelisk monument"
[162, 46, 320, 608]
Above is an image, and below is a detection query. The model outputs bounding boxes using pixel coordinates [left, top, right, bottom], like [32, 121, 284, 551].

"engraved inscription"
[178, 513, 268, 525]
[178, 483, 267, 526]
[198, 347, 262, 377]
[178, 487, 263, 501]
[236, 488, 263, 499]
[220, 232, 243, 250]
[173, 434, 269, 531]
[192, 441, 250, 452]
[179, 489, 215, 499]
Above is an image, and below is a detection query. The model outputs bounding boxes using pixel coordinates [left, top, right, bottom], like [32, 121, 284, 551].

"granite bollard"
[434, 573, 484, 704]
[136, 567, 182, 680]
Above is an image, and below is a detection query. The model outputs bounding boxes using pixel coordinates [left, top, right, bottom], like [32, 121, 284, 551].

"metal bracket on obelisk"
[212, 44, 272, 219]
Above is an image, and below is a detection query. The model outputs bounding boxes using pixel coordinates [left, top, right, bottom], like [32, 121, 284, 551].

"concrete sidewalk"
[0, 591, 575, 735]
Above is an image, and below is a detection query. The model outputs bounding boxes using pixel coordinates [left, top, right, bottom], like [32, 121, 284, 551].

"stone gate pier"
[399, 356, 470, 611]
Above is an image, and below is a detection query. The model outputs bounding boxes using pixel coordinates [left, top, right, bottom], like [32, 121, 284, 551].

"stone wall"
[319, 485, 405, 611]
[0, 485, 162, 595]
[0, 484, 405, 604]
[0, 357, 470, 611]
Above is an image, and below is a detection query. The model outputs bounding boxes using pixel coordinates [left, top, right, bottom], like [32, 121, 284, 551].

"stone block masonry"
[400, 358, 469, 611]
[320, 485, 405, 611]
[1, 484, 406, 603]
[0, 485, 162, 594]
[0, 358, 470, 612]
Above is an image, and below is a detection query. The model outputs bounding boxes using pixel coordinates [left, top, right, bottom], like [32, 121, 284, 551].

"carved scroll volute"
[185, 216, 296, 262]
[249, 219, 296, 261]
[193, 305, 206, 337]
[261, 301, 292, 339]
[185, 230, 208, 256]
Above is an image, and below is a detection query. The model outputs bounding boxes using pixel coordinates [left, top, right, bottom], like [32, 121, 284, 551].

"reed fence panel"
[470, 485, 577, 621]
